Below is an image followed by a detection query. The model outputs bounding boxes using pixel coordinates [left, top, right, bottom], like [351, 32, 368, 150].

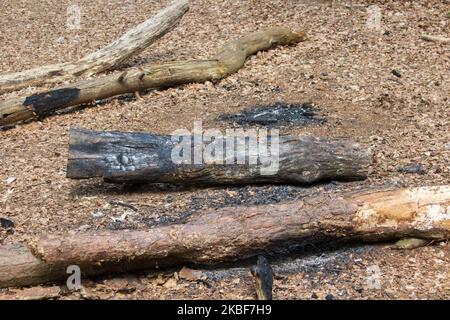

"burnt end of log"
[67, 128, 370, 185]
[67, 128, 178, 181]
[250, 256, 274, 300]
[23, 88, 81, 117]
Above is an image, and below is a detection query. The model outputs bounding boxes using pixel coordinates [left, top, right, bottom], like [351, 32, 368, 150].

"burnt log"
[0, 186, 449, 288]
[66, 128, 370, 185]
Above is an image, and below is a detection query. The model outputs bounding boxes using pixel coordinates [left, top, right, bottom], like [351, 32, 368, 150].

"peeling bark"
[0, 186, 448, 288]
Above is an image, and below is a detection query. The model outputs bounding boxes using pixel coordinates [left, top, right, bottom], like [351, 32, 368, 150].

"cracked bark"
[66, 128, 370, 185]
[0, 186, 448, 288]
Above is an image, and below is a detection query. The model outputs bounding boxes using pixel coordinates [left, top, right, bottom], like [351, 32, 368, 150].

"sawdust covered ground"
[0, 0, 449, 299]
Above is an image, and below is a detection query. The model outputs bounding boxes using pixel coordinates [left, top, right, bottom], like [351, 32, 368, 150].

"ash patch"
[218, 185, 308, 206]
[200, 244, 371, 282]
[218, 102, 324, 127]
[139, 185, 310, 228]
[179, 184, 310, 213]
[271, 245, 370, 276]
[83, 181, 345, 231]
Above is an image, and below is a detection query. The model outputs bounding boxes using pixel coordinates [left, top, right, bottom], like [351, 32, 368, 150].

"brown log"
[0, 0, 190, 95]
[0, 186, 449, 288]
[0, 27, 306, 126]
[66, 128, 370, 185]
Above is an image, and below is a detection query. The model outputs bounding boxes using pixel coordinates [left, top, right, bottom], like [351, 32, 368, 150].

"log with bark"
[66, 128, 370, 185]
[0, 0, 190, 95]
[0, 186, 449, 288]
[0, 27, 306, 126]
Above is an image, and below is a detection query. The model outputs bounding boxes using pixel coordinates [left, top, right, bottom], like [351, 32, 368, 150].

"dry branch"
[0, 186, 449, 288]
[0, 0, 189, 95]
[421, 34, 450, 43]
[0, 27, 306, 126]
[67, 128, 369, 185]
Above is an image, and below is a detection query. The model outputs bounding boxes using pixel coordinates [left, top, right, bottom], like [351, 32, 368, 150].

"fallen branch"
[421, 34, 450, 43]
[66, 128, 370, 184]
[0, 0, 189, 95]
[0, 186, 449, 288]
[0, 27, 306, 126]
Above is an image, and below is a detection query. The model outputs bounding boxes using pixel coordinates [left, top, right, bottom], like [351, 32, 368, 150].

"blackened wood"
[67, 128, 370, 185]
[250, 256, 274, 300]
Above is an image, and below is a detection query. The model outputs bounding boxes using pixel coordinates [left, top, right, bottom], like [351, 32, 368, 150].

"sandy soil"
[0, 0, 449, 299]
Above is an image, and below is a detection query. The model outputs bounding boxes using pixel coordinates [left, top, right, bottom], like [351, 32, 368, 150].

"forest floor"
[0, 0, 449, 299]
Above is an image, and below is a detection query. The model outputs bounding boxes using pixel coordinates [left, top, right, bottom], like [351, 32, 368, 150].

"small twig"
[421, 34, 450, 43]
[109, 200, 139, 212]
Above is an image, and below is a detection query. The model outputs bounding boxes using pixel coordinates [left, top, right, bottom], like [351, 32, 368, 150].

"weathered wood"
[66, 128, 370, 185]
[421, 34, 450, 43]
[0, 0, 189, 95]
[0, 27, 306, 126]
[0, 186, 449, 288]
